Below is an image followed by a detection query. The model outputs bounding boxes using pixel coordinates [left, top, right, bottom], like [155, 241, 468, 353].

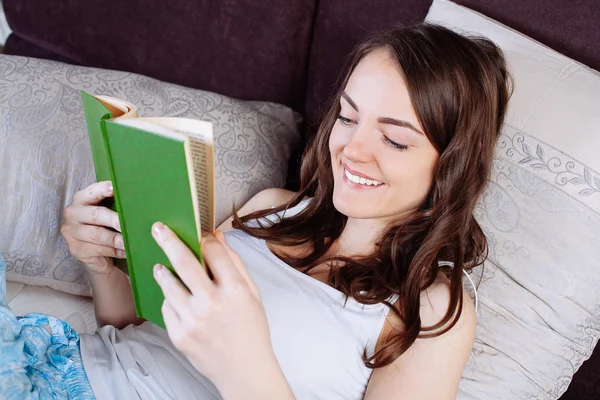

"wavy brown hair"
[233, 23, 512, 368]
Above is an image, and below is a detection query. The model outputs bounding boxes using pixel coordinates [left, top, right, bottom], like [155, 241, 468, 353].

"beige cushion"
[6, 281, 96, 334]
[426, 1, 600, 399]
[0, 55, 300, 296]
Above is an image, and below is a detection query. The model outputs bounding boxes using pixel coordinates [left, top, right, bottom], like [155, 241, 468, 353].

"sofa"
[1, 0, 599, 399]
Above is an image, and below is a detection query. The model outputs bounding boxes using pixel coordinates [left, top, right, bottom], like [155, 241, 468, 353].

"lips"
[342, 163, 384, 187]
[343, 163, 378, 181]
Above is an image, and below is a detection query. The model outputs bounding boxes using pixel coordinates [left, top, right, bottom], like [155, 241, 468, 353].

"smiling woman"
[232, 23, 512, 398]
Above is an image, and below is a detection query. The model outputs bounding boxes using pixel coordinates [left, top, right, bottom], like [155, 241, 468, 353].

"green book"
[81, 91, 215, 328]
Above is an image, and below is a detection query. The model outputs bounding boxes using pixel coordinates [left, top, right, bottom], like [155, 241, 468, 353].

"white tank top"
[80, 199, 391, 399]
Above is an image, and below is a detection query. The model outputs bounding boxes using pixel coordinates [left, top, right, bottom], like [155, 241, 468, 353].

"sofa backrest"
[3, 0, 317, 114]
[4, 0, 600, 131]
[305, 0, 600, 129]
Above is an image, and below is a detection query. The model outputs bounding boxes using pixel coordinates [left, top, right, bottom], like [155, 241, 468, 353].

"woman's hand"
[61, 180, 126, 276]
[151, 222, 295, 399]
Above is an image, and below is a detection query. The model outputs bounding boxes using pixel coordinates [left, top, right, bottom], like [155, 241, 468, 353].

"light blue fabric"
[0, 253, 96, 399]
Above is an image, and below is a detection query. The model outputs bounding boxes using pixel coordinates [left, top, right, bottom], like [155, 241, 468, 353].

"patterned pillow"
[0, 55, 300, 296]
[426, 1, 600, 399]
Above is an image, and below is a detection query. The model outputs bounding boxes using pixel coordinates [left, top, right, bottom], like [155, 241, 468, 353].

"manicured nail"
[106, 182, 113, 194]
[152, 222, 165, 237]
[153, 264, 164, 278]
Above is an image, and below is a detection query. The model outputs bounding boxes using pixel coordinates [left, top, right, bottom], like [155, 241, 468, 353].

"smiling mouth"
[343, 167, 383, 187]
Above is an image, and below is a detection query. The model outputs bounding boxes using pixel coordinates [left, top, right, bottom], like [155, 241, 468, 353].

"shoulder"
[217, 188, 296, 232]
[245, 188, 296, 210]
[367, 274, 477, 398]
[419, 273, 477, 338]
[376, 272, 476, 354]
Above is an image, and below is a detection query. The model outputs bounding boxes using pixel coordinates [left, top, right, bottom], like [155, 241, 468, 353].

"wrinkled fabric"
[0, 254, 95, 399]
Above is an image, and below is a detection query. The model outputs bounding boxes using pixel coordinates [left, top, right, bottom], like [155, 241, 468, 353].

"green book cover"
[81, 91, 215, 328]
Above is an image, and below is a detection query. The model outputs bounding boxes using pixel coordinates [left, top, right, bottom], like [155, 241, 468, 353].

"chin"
[331, 184, 377, 220]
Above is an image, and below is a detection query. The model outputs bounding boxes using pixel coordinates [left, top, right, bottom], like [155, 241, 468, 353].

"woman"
[1, 23, 511, 399]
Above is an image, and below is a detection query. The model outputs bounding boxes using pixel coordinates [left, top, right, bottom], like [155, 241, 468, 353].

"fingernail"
[153, 264, 164, 277]
[106, 182, 113, 194]
[118, 249, 126, 258]
[152, 222, 165, 237]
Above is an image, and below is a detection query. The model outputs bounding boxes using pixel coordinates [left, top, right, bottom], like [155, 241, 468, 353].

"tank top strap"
[249, 197, 312, 228]
[438, 261, 479, 313]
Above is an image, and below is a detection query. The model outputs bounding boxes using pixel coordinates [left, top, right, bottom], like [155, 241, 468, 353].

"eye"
[337, 115, 356, 127]
[383, 136, 409, 151]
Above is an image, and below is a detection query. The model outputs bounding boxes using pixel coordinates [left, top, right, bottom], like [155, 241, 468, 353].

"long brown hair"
[233, 23, 512, 368]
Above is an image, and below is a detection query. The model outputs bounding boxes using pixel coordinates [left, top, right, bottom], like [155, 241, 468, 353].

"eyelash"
[336, 115, 409, 151]
[337, 115, 354, 127]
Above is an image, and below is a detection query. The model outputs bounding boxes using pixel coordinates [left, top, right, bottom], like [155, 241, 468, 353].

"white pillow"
[0, 55, 300, 297]
[425, 1, 600, 399]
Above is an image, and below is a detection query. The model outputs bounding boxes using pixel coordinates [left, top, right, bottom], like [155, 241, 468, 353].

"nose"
[342, 123, 375, 163]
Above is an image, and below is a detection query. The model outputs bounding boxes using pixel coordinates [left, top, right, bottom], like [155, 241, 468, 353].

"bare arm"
[364, 278, 477, 400]
[87, 266, 146, 329]
[61, 181, 145, 329]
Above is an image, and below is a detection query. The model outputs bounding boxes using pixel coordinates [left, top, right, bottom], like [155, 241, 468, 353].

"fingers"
[151, 222, 212, 294]
[161, 299, 182, 344]
[199, 233, 245, 286]
[154, 264, 193, 319]
[72, 180, 114, 207]
[64, 219, 125, 250]
[64, 203, 121, 232]
[71, 239, 126, 259]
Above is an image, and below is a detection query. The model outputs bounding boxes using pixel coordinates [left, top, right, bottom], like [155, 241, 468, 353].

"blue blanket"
[0, 254, 96, 399]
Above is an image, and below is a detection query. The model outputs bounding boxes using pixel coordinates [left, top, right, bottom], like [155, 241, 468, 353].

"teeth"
[344, 168, 382, 186]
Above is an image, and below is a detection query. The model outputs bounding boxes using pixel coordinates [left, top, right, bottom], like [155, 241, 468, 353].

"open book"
[81, 91, 214, 328]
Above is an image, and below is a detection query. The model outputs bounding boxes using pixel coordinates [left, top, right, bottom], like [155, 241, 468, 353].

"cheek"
[329, 126, 346, 156]
[407, 160, 437, 203]
[384, 154, 437, 193]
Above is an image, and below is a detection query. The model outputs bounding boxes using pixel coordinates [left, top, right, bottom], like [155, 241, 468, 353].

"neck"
[332, 217, 386, 257]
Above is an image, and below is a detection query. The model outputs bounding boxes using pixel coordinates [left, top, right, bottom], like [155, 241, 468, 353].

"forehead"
[344, 49, 414, 114]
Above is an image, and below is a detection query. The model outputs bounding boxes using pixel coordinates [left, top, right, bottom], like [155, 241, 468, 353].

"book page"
[140, 118, 213, 144]
[185, 137, 215, 234]
[94, 95, 138, 118]
[145, 117, 215, 234]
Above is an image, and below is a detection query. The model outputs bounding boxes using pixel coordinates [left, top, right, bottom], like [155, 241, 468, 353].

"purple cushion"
[304, 0, 432, 130]
[304, 0, 600, 131]
[3, 0, 317, 113]
[561, 344, 600, 400]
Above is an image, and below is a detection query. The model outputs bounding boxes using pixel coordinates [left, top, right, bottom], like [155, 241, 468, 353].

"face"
[329, 49, 439, 224]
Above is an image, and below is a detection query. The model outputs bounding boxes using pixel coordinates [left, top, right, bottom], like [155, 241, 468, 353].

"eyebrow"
[341, 92, 425, 136]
